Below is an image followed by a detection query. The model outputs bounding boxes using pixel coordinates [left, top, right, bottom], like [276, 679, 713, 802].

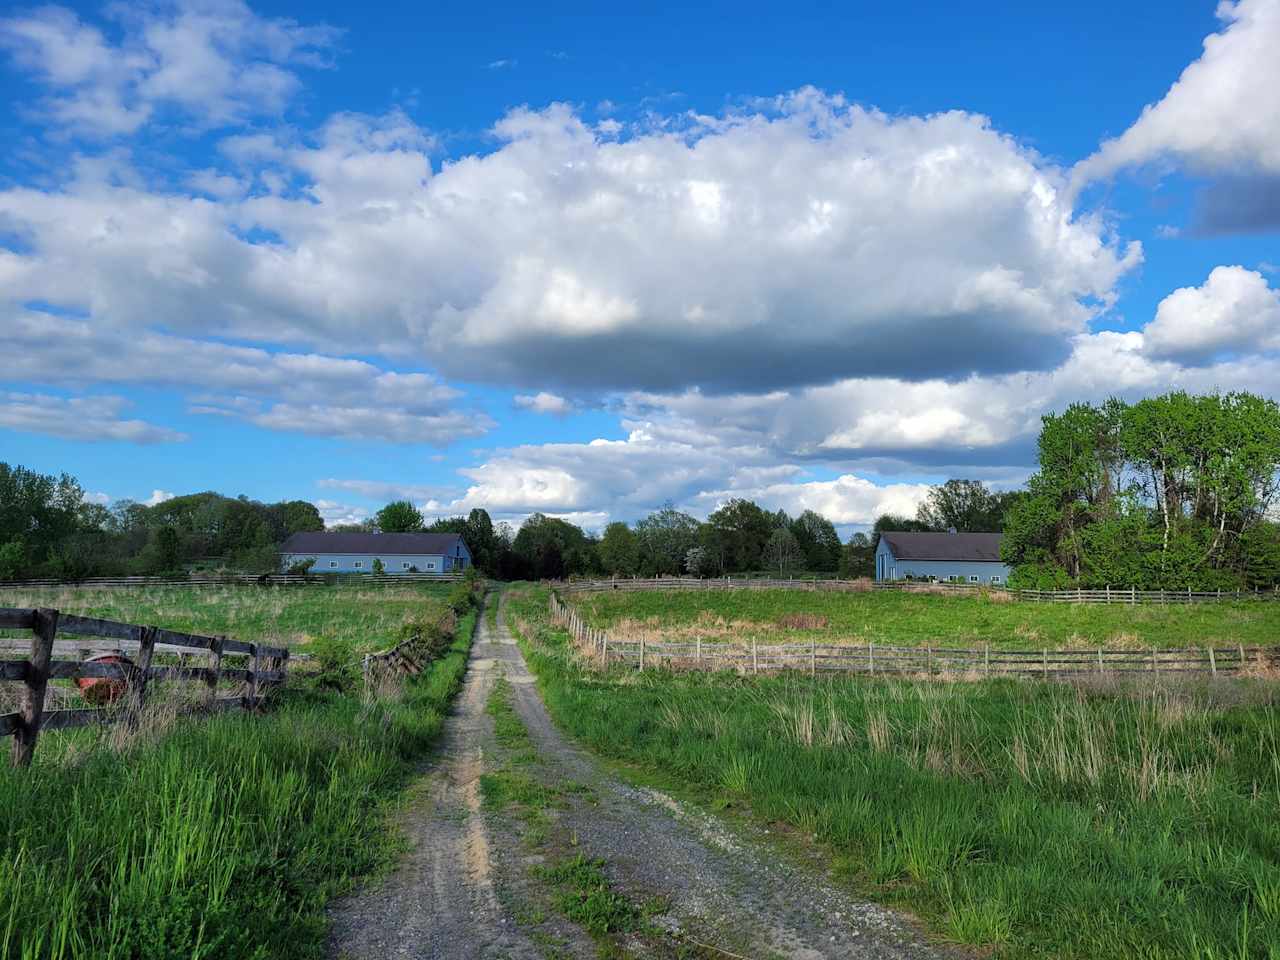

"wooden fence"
[559, 577, 1280, 605]
[547, 592, 1277, 681]
[0, 607, 288, 767]
[361, 609, 459, 688]
[0, 572, 466, 590]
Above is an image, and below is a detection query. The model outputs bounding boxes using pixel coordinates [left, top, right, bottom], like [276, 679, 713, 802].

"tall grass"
[575, 587, 1280, 649]
[510, 586, 1280, 959]
[0, 582, 453, 654]
[0, 610, 477, 960]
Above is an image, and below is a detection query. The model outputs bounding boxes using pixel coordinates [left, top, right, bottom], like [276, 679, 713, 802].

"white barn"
[279, 531, 472, 574]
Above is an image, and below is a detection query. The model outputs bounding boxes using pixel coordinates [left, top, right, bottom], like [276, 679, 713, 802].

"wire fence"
[559, 577, 1280, 604]
[547, 591, 1278, 681]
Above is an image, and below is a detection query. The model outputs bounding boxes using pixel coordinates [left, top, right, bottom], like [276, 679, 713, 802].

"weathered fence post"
[752, 638, 759, 674]
[984, 644, 990, 676]
[695, 635, 701, 668]
[246, 642, 260, 709]
[868, 640, 874, 675]
[129, 626, 158, 723]
[1042, 648, 1048, 678]
[810, 636, 816, 677]
[927, 644, 933, 676]
[1208, 646, 1217, 676]
[12, 607, 57, 768]
[206, 634, 225, 703]
[639, 636, 645, 671]
[1098, 647, 1104, 675]
[1238, 643, 1246, 672]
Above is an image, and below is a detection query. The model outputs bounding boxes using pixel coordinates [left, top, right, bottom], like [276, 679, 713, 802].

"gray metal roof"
[879, 531, 1003, 562]
[279, 531, 467, 555]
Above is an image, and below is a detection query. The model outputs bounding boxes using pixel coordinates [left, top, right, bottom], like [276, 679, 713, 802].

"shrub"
[286, 557, 316, 575]
[0, 540, 22, 580]
[372, 557, 385, 575]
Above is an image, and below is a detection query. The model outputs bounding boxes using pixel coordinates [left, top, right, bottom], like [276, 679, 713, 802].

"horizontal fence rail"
[0, 607, 289, 767]
[361, 609, 460, 688]
[558, 577, 1280, 605]
[0, 572, 466, 590]
[547, 592, 1277, 682]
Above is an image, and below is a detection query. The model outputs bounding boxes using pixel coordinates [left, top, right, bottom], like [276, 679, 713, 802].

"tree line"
[0, 463, 323, 579]
[1002, 391, 1280, 589]
[4, 390, 1277, 587]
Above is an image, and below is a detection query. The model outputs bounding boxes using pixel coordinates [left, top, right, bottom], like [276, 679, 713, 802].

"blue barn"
[279, 531, 472, 574]
[874, 531, 1010, 584]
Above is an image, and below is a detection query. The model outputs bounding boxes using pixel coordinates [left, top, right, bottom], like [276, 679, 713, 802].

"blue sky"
[1, 0, 1278, 533]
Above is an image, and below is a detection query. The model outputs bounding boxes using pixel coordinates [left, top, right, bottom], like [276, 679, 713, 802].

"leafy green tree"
[790, 510, 841, 571]
[278, 500, 324, 535]
[1004, 392, 1280, 588]
[684, 546, 708, 577]
[917, 479, 1010, 532]
[764, 527, 802, 576]
[512, 513, 597, 579]
[839, 532, 875, 578]
[705, 499, 773, 572]
[0, 462, 85, 565]
[145, 526, 184, 576]
[0, 540, 25, 580]
[634, 504, 700, 576]
[376, 500, 424, 533]
[598, 521, 639, 575]
[372, 557, 385, 575]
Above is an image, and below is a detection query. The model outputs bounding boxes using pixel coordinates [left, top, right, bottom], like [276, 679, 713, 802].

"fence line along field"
[0, 580, 458, 659]
[510, 583, 1280, 960]
[550, 592, 1278, 680]
[0, 575, 483, 960]
[565, 581, 1280, 651]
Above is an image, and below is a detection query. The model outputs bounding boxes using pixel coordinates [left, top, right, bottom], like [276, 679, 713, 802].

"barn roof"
[279, 531, 467, 555]
[879, 531, 1003, 562]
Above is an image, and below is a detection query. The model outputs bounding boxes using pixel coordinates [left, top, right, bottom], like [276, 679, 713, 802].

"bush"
[372, 557, 385, 575]
[0, 539, 26, 580]
[286, 557, 316, 575]
[447, 568, 485, 615]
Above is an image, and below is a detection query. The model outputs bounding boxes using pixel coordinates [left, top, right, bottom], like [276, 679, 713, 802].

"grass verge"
[0, 607, 479, 960]
[508, 584, 1280, 960]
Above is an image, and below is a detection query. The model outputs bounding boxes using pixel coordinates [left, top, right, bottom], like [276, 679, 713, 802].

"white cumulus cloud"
[1076, 0, 1280, 181]
[1143, 265, 1280, 364]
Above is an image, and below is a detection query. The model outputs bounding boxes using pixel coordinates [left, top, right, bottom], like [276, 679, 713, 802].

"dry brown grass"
[777, 613, 830, 630]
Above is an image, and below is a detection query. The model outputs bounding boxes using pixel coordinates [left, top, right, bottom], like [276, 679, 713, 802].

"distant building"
[279, 531, 471, 574]
[874, 531, 1010, 584]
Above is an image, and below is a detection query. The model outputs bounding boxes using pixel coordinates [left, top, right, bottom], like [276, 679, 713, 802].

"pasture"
[510, 584, 1280, 960]
[0, 581, 455, 656]
[0, 579, 480, 960]
[573, 585, 1280, 649]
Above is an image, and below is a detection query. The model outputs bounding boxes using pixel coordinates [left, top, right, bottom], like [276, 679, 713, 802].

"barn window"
[969, 575, 979, 583]
[329, 561, 338, 568]
[991, 576, 1002, 584]
[354, 560, 362, 569]
[402, 562, 410, 570]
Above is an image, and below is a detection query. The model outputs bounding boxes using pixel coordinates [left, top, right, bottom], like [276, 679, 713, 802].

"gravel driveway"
[329, 594, 962, 959]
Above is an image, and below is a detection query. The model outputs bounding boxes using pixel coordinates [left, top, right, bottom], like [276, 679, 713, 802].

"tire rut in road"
[327, 598, 568, 960]
[494, 593, 966, 960]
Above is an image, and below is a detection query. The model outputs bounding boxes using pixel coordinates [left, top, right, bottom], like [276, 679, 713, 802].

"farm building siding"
[875, 536, 1011, 583]
[280, 552, 462, 573]
[278, 531, 472, 574]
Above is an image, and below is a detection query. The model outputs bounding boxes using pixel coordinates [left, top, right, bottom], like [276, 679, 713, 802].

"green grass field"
[574, 586, 1280, 649]
[0, 582, 481, 960]
[510, 584, 1280, 959]
[0, 582, 454, 655]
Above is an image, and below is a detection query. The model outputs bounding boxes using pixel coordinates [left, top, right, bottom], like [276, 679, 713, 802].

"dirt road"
[329, 593, 958, 959]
